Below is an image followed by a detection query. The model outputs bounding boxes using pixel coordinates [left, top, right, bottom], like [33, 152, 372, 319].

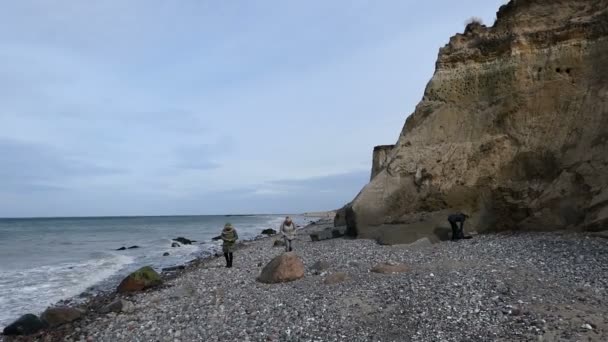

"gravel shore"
[3, 222, 608, 342]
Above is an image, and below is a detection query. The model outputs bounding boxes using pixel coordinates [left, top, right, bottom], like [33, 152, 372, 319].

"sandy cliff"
[345, 0, 608, 244]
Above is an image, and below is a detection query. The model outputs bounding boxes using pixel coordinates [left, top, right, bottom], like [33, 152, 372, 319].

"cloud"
[172, 136, 235, 171]
[224, 169, 369, 205]
[0, 138, 122, 192]
[0, 0, 509, 217]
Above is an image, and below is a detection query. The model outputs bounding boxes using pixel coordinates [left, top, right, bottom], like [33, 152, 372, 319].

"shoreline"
[1, 217, 332, 341]
[3, 221, 607, 341]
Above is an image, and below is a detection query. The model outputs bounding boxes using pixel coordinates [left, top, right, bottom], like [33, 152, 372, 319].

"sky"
[0, 0, 507, 217]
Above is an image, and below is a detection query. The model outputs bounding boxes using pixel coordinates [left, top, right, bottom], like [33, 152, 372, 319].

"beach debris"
[172, 237, 195, 245]
[257, 252, 304, 284]
[41, 306, 83, 328]
[117, 266, 162, 293]
[162, 265, 186, 273]
[310, 227, 346, 242]
[163, 252, 170, 256]
[2, 314, 46, 336]
[169, 283, 197, 299]
[311, 260, 330, 272]
[370, 262, 408, 274]
[100, 299, 135, 314]
[324, 272, 349, 285]
[261, 228, 277, 235]
[273, 239, 286, 247]
[171, 242, 180, 248]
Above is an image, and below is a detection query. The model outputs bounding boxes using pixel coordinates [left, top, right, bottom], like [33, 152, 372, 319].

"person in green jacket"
[220, 223, 239, 268]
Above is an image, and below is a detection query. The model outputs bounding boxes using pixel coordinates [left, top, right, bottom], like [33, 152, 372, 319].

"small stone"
[323, 272, 349, 285]
[370, 262, 408, 274]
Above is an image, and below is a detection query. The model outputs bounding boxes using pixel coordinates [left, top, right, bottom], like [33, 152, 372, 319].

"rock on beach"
[257, 252, 305, 283]
[2, 314, 46, 336]
[116, 266, 162, 293]
[40, 307, 83, 327]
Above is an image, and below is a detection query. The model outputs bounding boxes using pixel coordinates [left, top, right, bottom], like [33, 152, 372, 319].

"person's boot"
[228, 253, 233, 268]
[224, 253, 230, 267]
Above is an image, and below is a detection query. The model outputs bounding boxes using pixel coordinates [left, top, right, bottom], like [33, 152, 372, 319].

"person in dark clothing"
[448, 213, 471, 240]
[220, 223, 239, 268]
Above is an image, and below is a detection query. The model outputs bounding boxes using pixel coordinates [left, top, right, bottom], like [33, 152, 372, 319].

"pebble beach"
[3, 220, 608, 342]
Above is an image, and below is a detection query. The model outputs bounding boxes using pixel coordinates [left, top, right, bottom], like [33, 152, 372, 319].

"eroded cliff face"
[346, 0, 608, 244]
[370, 145, 395, 180]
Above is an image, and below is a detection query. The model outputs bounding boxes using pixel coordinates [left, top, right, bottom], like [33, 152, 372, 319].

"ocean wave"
[0, 253, 134, 327]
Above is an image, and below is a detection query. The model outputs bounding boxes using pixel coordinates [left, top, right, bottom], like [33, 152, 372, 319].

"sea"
[0, 214, 309, 327]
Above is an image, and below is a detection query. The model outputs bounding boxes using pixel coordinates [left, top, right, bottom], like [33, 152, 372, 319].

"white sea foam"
[0, 214, 304, 327]
[0, 253, 134, 327]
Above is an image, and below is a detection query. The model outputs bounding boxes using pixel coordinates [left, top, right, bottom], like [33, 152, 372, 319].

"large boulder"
[117, 266, 162, 293]
[257, 252, 305, 284]
[40, 307, 83, 328]
[2, 314, 46, 336]
[310, 227, 347, 241]
[344, 0, 608, 244]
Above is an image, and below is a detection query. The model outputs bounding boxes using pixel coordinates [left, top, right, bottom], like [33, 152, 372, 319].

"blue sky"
[0, 0, 507, 217]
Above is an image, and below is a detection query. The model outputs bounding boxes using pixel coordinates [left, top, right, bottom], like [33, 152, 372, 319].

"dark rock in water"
[261, 228, 277, 235]
[211, 235, 221, 241]
[116, 247, 127, 251]
[162, 265, 186, 273]
[171, 242, 180, 248]
[127, 245, 139, 249]
[172, 237, 194, 245]
[273, 239, 286, 247]
[3, 314, 46, 336]
[40, 307, 83, 328]
[163, 252, 170, 256]
[117, 266, 162, 293]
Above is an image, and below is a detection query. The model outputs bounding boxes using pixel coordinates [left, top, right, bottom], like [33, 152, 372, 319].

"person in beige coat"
[280, 216, 296, 252]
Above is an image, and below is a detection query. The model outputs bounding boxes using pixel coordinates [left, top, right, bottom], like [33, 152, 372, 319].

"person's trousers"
[449, 221, 463, 240]
[284, 237, 293, 252]
[223, 252, 233, 267]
